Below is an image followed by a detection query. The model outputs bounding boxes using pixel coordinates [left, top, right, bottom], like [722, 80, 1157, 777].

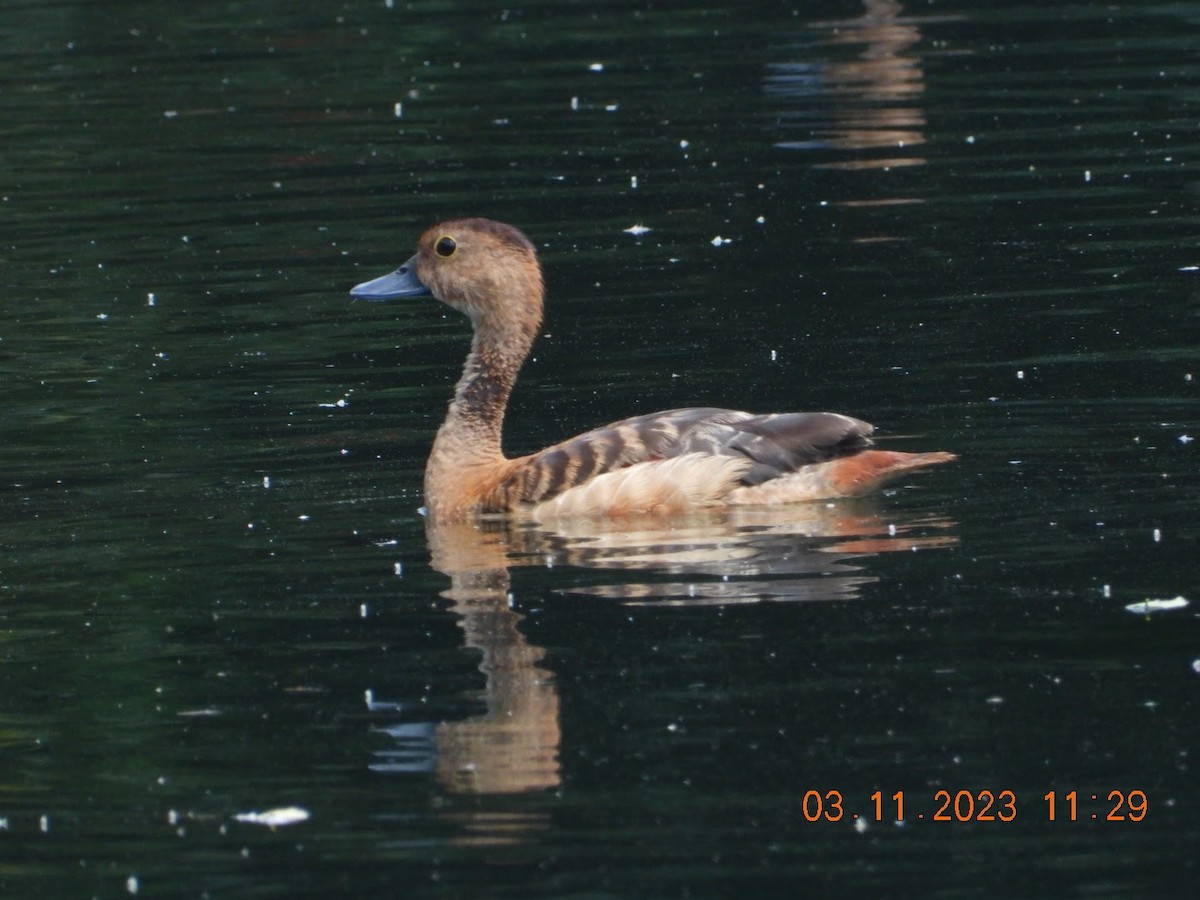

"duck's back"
[482, 407, 899, 517]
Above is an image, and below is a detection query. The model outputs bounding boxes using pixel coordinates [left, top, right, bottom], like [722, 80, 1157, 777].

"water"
[2, 1, 1197, 896]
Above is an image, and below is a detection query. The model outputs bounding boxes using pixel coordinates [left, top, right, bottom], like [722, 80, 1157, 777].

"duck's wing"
[485, 407, 875, 510]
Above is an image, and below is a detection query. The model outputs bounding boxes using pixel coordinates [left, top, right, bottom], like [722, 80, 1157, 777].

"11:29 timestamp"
[800, 789, 1148, 823]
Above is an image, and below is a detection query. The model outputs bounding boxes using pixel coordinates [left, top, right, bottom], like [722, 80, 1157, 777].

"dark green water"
[2, 1, 1197, 896]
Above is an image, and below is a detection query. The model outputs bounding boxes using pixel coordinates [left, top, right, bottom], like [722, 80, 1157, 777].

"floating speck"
[630, 175, 638, 188]
[605, 103, 618, 112]
[570, 96, 579, 110]
[965, 134, 975, 144]
[298, 514, 310, 522]
[234, 807, 310, 828]
[393, 101, 403, 118]
[985, 696, 1004, 705]
[39, 815, 49, 833]
[1084, 170, 1092, 182]
[1153, 528, 1162, 543]
[1192, 659, 1200, 674]
[1016, 369, 1024, 379]
[126, 875, 139, 895]
[1178, 265, 1199, 272]
[711, 235, 731, 247]
[588, 62, 604, 72]
[163, 110, 178, 118]
[262, 476, 271, 489]
[1102, 583, 1111, 598]
[1179, 434, 1193, 444]
[360, 603, 369, 618]
[97, 313, 109, 320]
[623, 224, 651, 236]
[147, 292, 156, 306]
[1124, 596, 1189, 614]
[679, 139, 690, 149]
[393, 561, 403, 576]
[756, 215, 765, 224]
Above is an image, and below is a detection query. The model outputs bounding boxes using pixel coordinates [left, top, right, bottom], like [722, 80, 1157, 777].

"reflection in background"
[370, 501, 955, 799]
[767, 0, 929, 170]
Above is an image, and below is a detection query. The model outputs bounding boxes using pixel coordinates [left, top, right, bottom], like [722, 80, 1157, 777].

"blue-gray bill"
[349, 254, 430, 301]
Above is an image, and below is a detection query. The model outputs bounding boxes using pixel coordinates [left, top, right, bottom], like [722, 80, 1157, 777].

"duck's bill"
[349, 255, 430, 300]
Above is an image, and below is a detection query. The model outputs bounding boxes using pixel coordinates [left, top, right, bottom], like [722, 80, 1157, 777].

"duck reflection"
[768, 0, 931, 169]
[372, 501, 955, 797]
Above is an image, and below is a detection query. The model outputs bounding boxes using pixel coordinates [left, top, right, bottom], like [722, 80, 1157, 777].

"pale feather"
[530, 453, 753, 519]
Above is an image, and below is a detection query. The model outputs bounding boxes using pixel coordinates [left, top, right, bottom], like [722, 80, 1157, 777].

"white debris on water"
[234, 807, 310, 828]
[1124, 596, 1189, 614]
[623, 224, 651, 236]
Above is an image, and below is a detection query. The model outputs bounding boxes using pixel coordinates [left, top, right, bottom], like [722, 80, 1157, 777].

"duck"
[350, 218, 955, 521]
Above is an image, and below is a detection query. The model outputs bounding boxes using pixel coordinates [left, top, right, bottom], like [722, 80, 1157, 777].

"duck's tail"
[727, 450, 957, 504]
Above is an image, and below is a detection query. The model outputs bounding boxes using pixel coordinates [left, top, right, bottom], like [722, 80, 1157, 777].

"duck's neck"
[425, 317, 535, 508]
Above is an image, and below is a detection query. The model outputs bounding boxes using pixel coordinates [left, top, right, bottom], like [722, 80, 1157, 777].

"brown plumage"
[350, 218, 956, 521]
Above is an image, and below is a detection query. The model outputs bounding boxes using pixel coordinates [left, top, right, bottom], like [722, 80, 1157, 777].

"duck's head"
[350, 218, 544, 330]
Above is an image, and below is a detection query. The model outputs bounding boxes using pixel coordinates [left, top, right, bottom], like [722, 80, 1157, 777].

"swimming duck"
[350, 218, 955, 521]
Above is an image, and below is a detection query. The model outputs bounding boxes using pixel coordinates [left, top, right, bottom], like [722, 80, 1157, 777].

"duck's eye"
[434, 235, 457, 258]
